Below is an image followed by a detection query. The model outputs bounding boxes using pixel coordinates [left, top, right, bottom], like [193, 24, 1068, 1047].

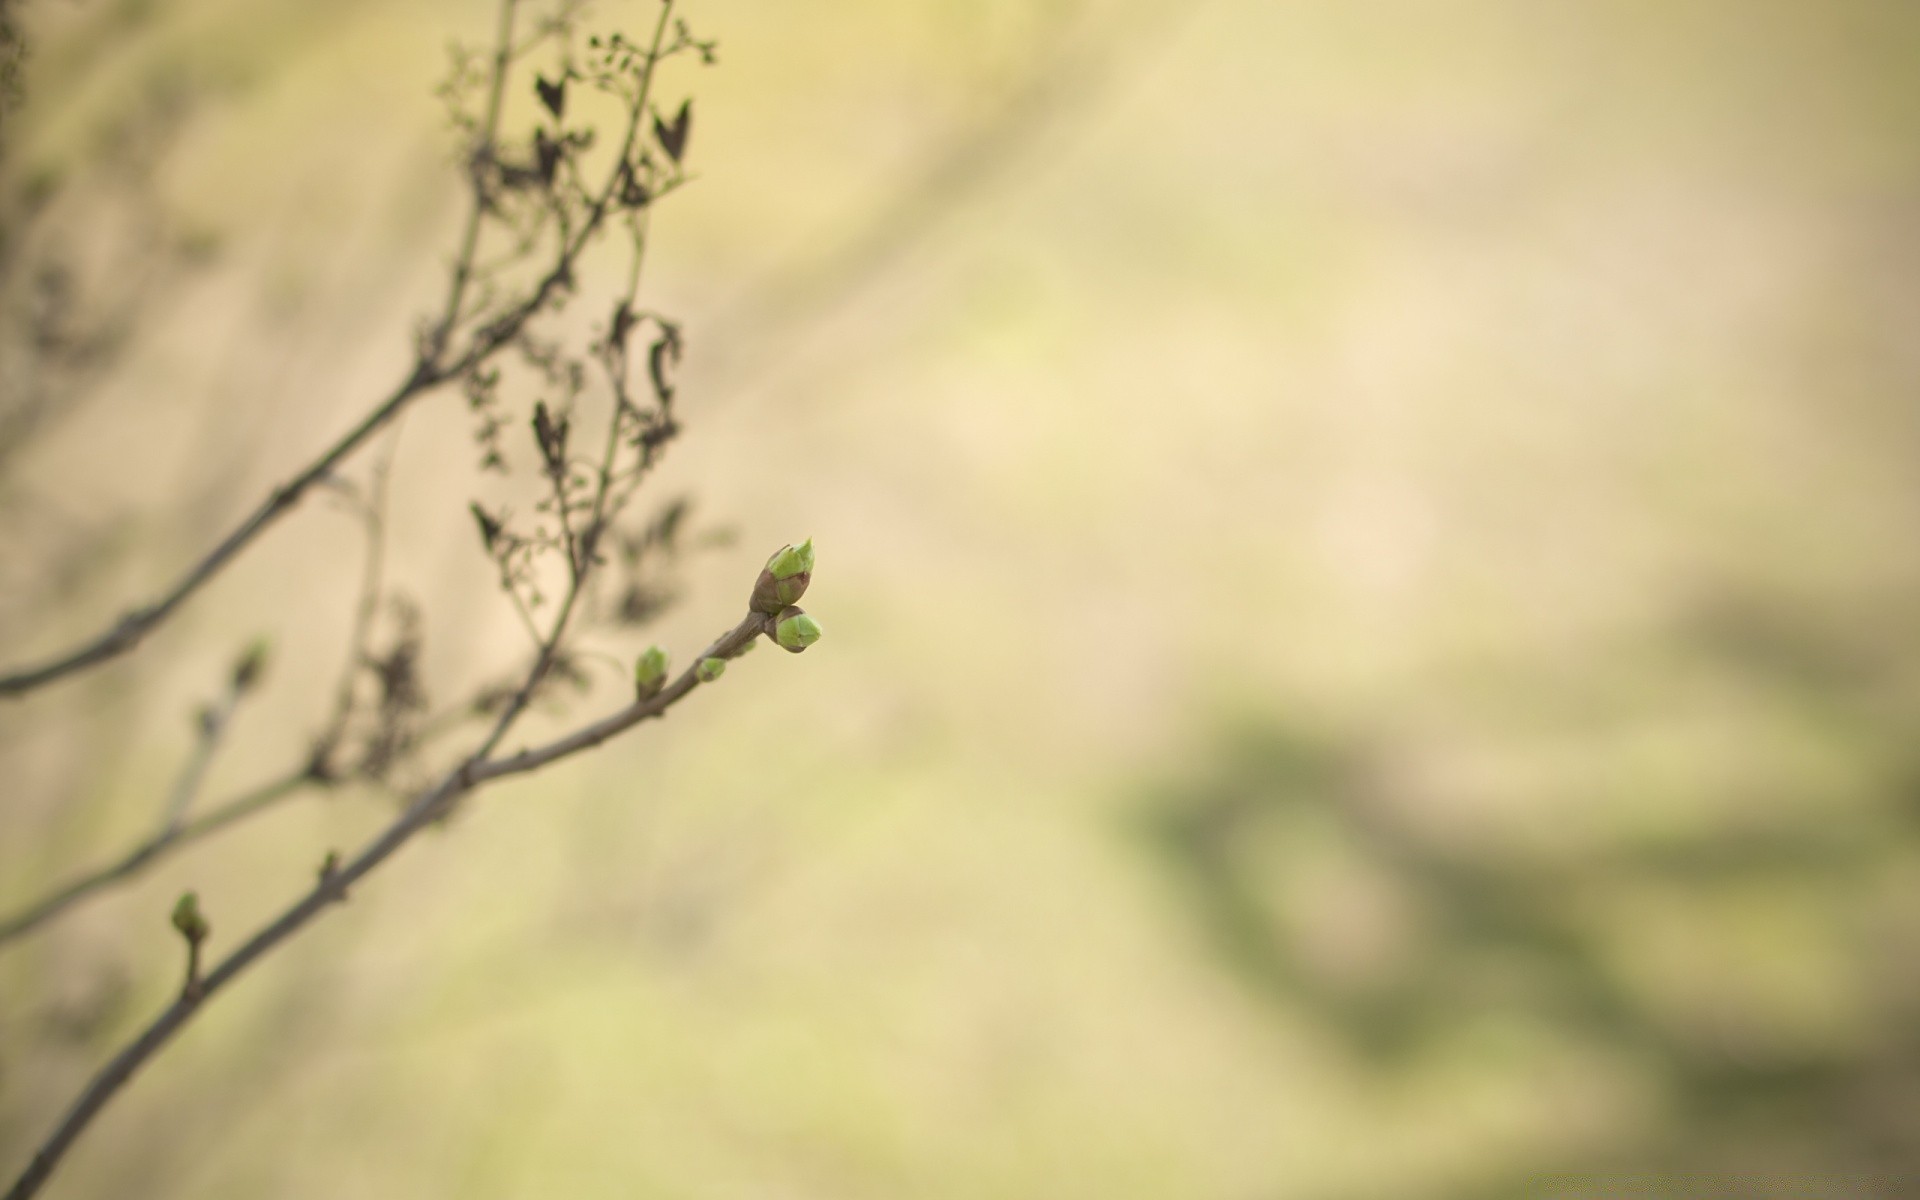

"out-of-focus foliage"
[4, 1, 1920, 1198]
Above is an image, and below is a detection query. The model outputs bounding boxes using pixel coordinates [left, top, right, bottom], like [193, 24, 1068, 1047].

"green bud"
[775, 607, 822, 652]
[751, 539, 815, 613]
[171, 891, 208, 941]
[696, 656, 727, 682]
[634, 645, 670, 697]
[232, 636, 270, 693]
[767, 538, 815, 580]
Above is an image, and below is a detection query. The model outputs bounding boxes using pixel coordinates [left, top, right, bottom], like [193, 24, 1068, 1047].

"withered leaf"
[535, 74, 566, 119]
[469, 501, 502, 552]
[653, 99, 691, 164]
[648, 321, 682, 404]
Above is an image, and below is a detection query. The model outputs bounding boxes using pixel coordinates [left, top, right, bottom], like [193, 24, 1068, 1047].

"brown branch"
[476, 616, 766, 780]
[2, 606, 768, 1200]
[316, 424, 401, 756]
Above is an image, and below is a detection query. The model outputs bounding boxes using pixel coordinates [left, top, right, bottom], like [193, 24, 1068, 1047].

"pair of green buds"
[635, 644, 739, 690]
[644, 648, 736, 687]
[754, 539, 822, 654]
[632, 539, 823, 700]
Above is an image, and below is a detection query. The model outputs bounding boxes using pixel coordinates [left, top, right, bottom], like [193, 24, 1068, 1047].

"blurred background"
[3, 0, 1920, 1196]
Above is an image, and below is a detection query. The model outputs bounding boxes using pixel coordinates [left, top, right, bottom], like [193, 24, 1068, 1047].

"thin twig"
[0, 770, 312, 948]
[433, 0, 521, 361]
[0, 369, 431, 697]
[318, 423, 402, 751]
[159, 680, 244, 836]
[476, 617, 767, 780]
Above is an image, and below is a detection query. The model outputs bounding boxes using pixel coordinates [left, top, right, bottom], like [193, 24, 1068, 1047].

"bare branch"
[3, 605, 768, 1200]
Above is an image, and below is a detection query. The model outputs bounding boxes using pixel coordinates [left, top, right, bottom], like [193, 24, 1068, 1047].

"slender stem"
[434, 0, 520, 354]
[0, 770, 313, 949]
[179, 936, 204, 1001]
[0, 369, 430, 697]
[475, 615, 766, 780]
[319, 423, 402, 749]
[160, 682, 243, 836]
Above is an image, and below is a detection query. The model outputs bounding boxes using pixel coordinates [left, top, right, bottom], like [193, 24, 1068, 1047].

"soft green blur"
[4, 1, 1919, 1197]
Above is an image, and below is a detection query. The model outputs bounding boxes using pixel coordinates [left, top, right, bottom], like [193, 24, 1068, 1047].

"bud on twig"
[232, 636, 271, 694]
[172, 891, 209, 1000]
[634, 645, 669, 698]
[171, 891, 208, 942]
[773, 606, 822, 653]
[696, 656, 727, 682]
[750, 538, 813, 614]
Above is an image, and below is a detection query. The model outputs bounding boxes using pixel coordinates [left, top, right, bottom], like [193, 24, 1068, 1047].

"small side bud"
[634, 645, 670, 698]
[696, 656, 727, 682]
[232, 636, 270, 693]
[774, 606, 822, 653]
[171, 891, 209, 943]
[750, 538, 815, 613]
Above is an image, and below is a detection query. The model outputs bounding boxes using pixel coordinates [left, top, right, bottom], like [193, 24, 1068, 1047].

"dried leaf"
[653, 99, 691, 164]
[535, 74, 566, 119]
[648, 321, 682, 404]
[470, 502, 502, 552]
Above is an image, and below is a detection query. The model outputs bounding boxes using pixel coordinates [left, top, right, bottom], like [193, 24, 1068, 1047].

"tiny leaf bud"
[634, 645, 670, 697]
[232, 636, 270, 693]
[696, 656, 727, 682]
[775, 607, 822, 653]
[171, 891, 208, 942]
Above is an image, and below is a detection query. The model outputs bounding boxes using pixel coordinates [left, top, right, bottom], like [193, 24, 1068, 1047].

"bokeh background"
[4, 1, 1920, 1196]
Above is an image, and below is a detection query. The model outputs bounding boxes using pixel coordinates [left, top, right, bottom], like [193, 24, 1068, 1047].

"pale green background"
[3, 1, 1919, 1196]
